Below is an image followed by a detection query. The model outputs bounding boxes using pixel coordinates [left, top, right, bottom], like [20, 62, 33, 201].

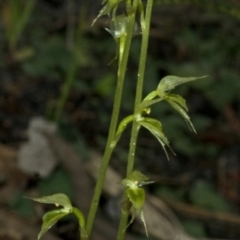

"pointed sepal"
[127, 188, 145, 209]
[157, 75, 207, 96]
[137, 117, 174, 159]
[92, 0, 123, 25]
[29, 194, 87, 240]
[38, 210, 68, 240]
[29, 193, 72, 212]
[165, 94, 196, 133]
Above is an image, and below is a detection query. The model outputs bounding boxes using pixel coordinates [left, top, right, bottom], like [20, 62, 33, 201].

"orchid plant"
[30, 0, 207, 239]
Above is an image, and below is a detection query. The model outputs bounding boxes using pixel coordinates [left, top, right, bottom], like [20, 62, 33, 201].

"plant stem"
[85, 1, 139, 236]
[117, 0, 154, 239]
[72, 207, 89, 240]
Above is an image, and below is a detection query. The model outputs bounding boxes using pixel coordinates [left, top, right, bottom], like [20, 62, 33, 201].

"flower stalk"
[117, 0, 154, 239]
[85, 0, 139, 236]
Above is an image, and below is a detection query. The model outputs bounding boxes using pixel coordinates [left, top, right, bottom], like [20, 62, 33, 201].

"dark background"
[0, 0, 240, 239]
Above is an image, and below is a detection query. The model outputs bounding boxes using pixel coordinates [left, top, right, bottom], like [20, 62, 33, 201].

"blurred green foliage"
[181, 220, 206, 238]
[155, 185, 184, 202]
[2, 0, 36, 50]
[95, 73, 116, 97]
[22, 37, 73, 77]
[37, 168, 74, 201]
[10, 191, 36, 217]
[189, 180, 231, 212]
[59, 120, 90, 159]
[1, 1, 239, 238]
[156, 181, 231, 213]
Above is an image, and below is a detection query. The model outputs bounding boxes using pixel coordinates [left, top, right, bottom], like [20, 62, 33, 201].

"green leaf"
[30, 193, 72, 212]
[38, 210, 68, 240]
[127, 188, 145, 210]
[157, 75, 207, 96]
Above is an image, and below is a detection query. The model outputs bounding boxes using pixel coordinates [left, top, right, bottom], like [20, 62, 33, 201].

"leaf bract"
[30, 193, 72, 212]
[138, 118, 174, 159]
[165, 96, 196, 133]
[38, 210, 67, 240]
[157, 75, 207, 96]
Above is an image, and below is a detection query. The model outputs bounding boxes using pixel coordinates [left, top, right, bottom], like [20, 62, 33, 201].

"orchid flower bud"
[105, 15, 129, 40]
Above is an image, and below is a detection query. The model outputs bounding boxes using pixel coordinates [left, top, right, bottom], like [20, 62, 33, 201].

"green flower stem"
[117, 0, 154, 239]
[85, 0, 139, 236]
[72, 207, 89, 240]
[127, 0, 154, 172]
[116, 123, 139, 240]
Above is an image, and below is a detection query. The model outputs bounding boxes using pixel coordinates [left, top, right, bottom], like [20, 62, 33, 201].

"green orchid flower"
[28, 194, 88, 240]
[142, 75, 208, 132]
[121, 171, 154, 237]
[105, 14, 129, 66]
[92, 0, 124, 25]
